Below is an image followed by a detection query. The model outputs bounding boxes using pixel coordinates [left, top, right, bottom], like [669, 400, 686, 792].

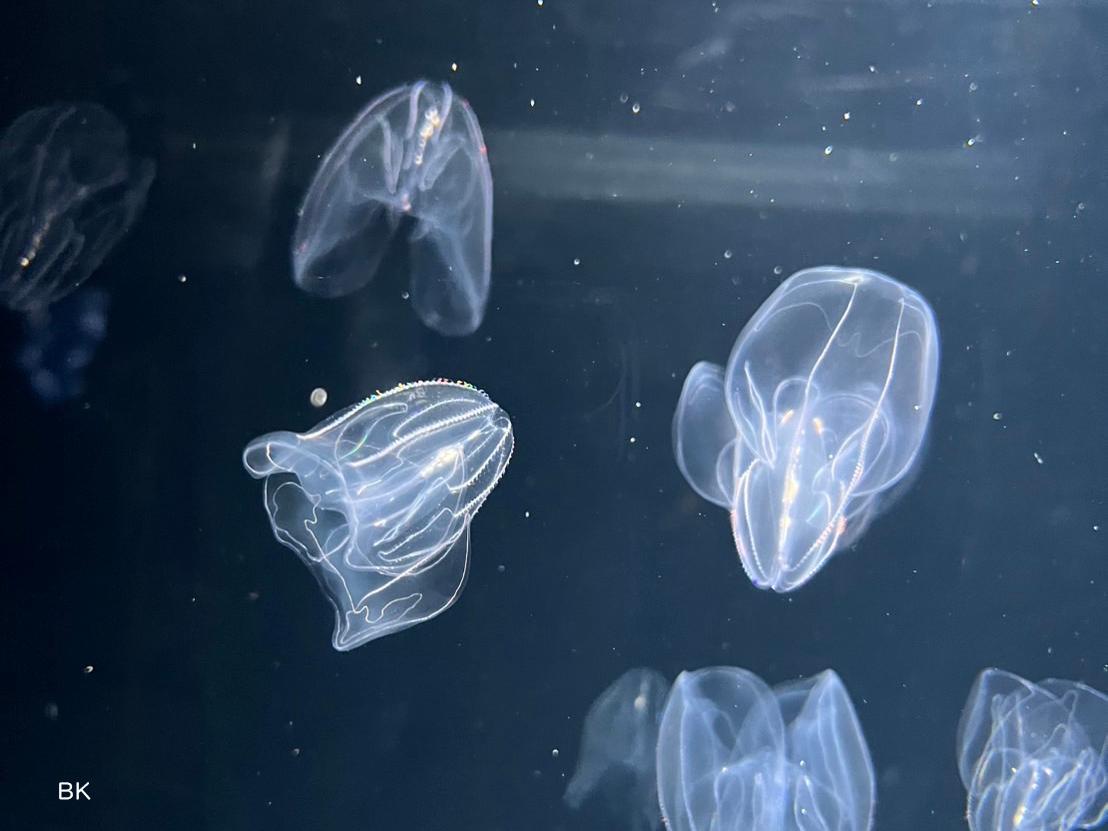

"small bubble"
[524, 510, 531, 518]
[529, 98, 536, 108]
[310, 388, 328, 408]
[497, 564, 506, 573]
[634, 401, 641, 408]
[631, 101, 641, 114]
[629, 437, 637, 444]
[868, 64, 876, 73]
[992, 412, 1003, 421]
[355, 75, 362, 86]
[84, 665, 94, 674]
[551, 748, 560, 758]
[823, 145, 833, 156]
[968, 81, 978, 92]
[724, 101, 736, 112]
[915, 98, 923, 107]
[401, 290, 410, 300]
[723, 249, 733, 259]
[451, 62, 458, 72]
[773, 265, 783, 275]
[177, 274, 188, 283]
[619, 92, 629, 104]
[572, 257, 581, 266]
[291, 748, 301, 757]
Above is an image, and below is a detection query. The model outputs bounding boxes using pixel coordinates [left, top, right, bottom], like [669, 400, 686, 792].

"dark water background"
[2, 1, 1106, 829]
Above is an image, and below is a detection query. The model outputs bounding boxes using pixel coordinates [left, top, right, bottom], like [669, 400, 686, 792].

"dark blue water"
[3, 1, 1106, 829]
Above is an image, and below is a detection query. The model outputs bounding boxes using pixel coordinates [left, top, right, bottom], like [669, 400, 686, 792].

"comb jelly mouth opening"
[264, 472, 352, 566]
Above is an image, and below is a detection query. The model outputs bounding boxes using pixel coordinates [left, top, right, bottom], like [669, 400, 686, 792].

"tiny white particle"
[450, 62, 458, 72]
[631, 101, 641, 114]
[84, 665, 94, 674]
[1033, 452, 1044, 465]
[723, 249, 733, 259]
[823, 145, 833, 156]
[524, 511, 531, 518]
[310, 388, 328, 408]
[915, 98, 923, 106]
[529, 98, 535, 107]
[572, 257, 581, 266]
[843, 111, 851, 121]
[629, 437, 637, 444]
[551, 748, 559, 758]
[634, 401, 641, 408]
[355, 75, 362, 86]
[191, 141, 198, 150]
[177, 274, 188, 283]
[992, 412, 1003, 421]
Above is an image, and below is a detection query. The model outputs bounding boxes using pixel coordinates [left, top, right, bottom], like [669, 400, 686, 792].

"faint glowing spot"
[420, 445, 461, 478]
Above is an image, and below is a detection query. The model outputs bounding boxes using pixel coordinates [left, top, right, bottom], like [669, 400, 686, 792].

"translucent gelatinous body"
[292, 80, 493, 336]
[17, 288, 109, 403]
[0, 103, 153, 312]
[957, 669, 1108, 831]
[673, 267, 939, 591]
[565, 668, 669, 830]
[656, 667, 875, 831]
[242, 380, 513, 650]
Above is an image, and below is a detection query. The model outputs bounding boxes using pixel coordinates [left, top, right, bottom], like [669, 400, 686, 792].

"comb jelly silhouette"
[242, 380, 513, 650]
